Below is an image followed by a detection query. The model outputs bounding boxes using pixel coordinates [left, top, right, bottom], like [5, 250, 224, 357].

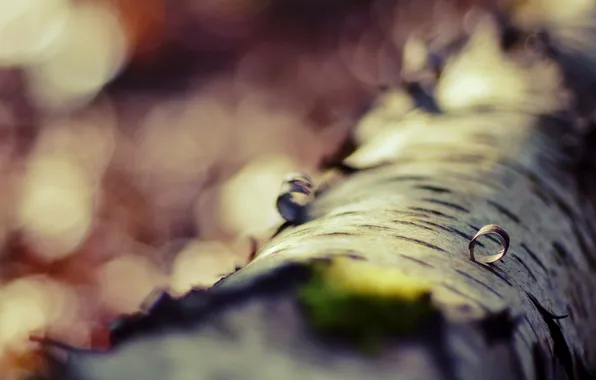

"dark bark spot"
[487, 200, 521, 223]
[449, 227, 479, 244]
[398, 254, 434, 268]
[552, 193, 576, 221]
[415, 220, 453, 233]
[422, 199, 470, 213]
[570, 224, 596, 271]
[524, 166, 579, 222]
[391, 220, 434, 231]
[346, 254, 367, 261]
[316, 232, 354, 237]
[380, 175, 430, 184]
[531, 184, 551, 205]
[393, 235, 447, 253]
[454, 269, 504, 299]
[417, 220, 484, 246]
[390, 210, 432, 219]
[511, 255, 538, 282]
[409, 207, 456, 219]
[359, 224, 394, 233]
[552, 241, 576, 267]
[520, 243, 548, 273]
[568, 290, 589, 319]
[477, 264, 514, 287]
[414, 185, 453, 194]
[501, 160, 578, 223]
[329, 211, 358, 217]
[320, 252, 367, 261]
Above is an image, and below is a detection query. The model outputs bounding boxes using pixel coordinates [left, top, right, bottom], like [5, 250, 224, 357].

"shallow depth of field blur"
[0, 0, 593, 378]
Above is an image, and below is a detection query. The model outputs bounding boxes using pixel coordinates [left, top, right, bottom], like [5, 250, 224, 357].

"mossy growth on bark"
[297, 257, 437, 353]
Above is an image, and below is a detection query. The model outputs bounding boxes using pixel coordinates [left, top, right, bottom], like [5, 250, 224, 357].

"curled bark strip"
[276, 173, 315, 224]
[469, 224, 510, 264]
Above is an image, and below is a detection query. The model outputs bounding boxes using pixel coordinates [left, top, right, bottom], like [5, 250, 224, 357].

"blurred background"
[0, 0, 592, 378]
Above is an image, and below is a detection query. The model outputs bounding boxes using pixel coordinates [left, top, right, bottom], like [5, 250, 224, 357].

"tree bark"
[49, 7, 596, 380]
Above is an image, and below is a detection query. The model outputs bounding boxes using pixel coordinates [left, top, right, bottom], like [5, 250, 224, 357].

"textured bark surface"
[49, 6, 596, 380]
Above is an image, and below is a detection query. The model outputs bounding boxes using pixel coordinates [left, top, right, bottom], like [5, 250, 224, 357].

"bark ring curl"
[468, 224, 510, 264]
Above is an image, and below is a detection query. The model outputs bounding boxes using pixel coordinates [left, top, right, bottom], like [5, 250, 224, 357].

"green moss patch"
[298, 257, 436, 353]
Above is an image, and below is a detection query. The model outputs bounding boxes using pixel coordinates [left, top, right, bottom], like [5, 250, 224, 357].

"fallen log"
[48, 7, 596, 380]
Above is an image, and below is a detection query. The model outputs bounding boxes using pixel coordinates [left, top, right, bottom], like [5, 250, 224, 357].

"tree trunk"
[49, 6, 596, 380]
